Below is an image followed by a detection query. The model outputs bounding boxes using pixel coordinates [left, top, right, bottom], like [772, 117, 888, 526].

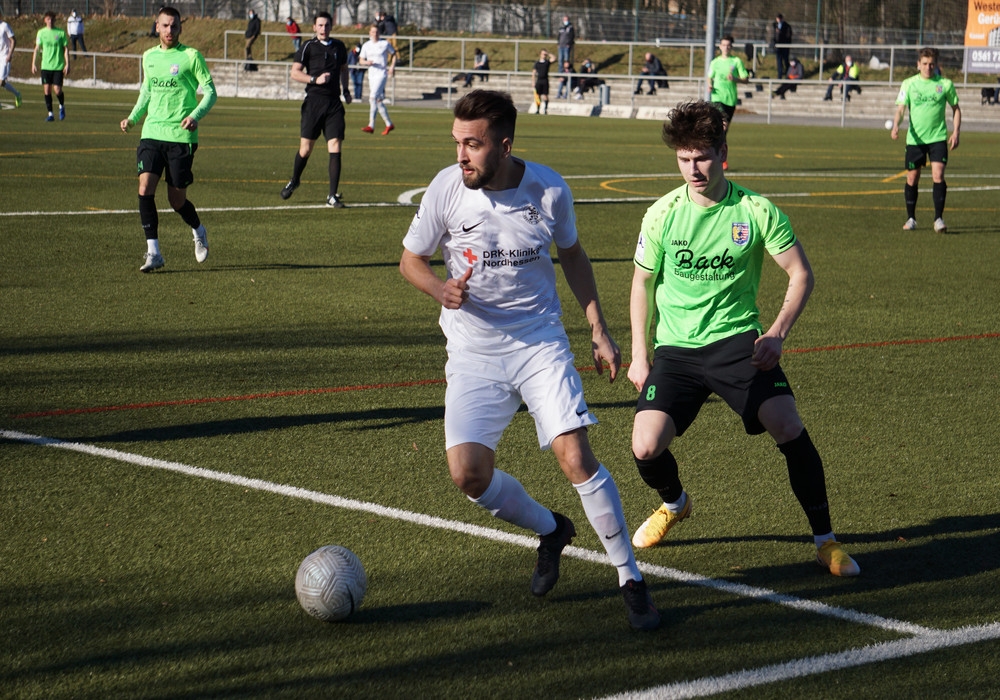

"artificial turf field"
[2, 88, 999, 699]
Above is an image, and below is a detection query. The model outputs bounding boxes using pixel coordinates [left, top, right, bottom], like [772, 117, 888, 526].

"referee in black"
[280, 11, 352, 208]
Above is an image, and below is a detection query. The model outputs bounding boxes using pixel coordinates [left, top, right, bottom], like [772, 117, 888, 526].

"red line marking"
[9, 333, 998, 420]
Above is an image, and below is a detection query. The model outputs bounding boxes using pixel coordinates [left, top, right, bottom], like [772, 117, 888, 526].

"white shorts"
[368, 71, 387, 101]
[444, 333, 597, 451]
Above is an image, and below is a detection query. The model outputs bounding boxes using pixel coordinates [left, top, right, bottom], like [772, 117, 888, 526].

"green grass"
[2, 88, 1000, 699]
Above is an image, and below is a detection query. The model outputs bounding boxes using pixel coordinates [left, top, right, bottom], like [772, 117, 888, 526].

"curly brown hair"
[661, 101, 727, 152]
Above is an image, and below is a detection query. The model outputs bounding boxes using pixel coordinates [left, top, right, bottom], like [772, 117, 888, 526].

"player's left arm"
[387, 44, 396, 73]
[753, 241, 814, 371]
[557, 240, 621, 382]
[340, 63, 352, 103]
[948, 103, 961, 150]
[62, 40, 70, 75]
[183, 53, 217, 131]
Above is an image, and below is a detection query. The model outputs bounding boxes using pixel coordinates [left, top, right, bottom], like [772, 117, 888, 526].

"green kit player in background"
[120, 5, 217, 273]
[31, 11, 69, 121]
[706, 35, 748, 170]
[890, 46, 961, 233]
[627, 100, 860, 578]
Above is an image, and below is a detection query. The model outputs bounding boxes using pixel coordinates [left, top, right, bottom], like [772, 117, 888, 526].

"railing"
[223, 32, 989, 87]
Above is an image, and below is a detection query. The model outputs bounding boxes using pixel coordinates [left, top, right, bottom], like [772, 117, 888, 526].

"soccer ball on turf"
[295, 545, 367, 622]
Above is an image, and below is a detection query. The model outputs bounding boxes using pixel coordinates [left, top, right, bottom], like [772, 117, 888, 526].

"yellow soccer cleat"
[816, 540, 861, 577]
[631, 497, 692, 548]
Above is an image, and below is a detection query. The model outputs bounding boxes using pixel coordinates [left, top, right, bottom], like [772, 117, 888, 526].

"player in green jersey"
[707, 35, 748, 170]
[120, 6, 217, 273]
[31, 11, 69, 121]
[890, 47, 961, 233]
[627, 101, 859, 578]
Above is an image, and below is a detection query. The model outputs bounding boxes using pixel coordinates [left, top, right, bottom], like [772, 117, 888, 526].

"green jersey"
[634, 181, 797, 349]
[35, 27, 68, 71]
[895, 73, 958, 146]
[128, 43, 217, 144]
[708, 55, 748, 107]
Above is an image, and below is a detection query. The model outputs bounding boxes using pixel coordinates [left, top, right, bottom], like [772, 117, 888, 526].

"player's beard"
[461, 151, 502, 190]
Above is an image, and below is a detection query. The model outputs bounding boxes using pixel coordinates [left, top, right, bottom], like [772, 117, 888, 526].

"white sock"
[665, 490, 688, 514]
[470, 469, 556, 535]
[574, 465, 642, 586]
[368, 102, 377, 128]
[146, 239, 161, 255]
[814, 532, 836, 548]
[377, 102, 391, 125]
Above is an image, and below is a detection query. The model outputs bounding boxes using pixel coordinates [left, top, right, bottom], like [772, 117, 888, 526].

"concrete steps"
[213, 63, 1000, 124]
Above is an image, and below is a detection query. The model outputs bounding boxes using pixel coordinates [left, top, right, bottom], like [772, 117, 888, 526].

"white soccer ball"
[884, 119, 894, 130]
[295, 545, 367, 622]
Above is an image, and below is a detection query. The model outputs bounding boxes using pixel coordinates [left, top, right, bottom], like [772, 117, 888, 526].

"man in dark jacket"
[244, 9, 261, 70]
[772, 13, 792, 79]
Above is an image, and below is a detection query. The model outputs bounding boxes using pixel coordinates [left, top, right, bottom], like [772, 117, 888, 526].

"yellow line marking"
[883, 170, 908, 183]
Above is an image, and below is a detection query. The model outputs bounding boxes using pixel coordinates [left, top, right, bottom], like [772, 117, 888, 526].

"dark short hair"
[918, 46, 940, 63]
[661, 101, 727, 152]
[313, 11, 332, 23]
[454, 90, 517, 143]
[721, 34, 735, 44]
[44, 10, 57, 20]
[157, 6, 181, 23]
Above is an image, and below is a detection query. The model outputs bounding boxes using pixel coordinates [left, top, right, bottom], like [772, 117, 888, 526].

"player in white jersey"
[0, 11, 23, 107]
[358, 24, 395, 134]
[400, 90, 660, 630]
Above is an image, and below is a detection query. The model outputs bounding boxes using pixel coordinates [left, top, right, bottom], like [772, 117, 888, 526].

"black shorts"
[300, 95, 345, 142]
[535, 80, 549, 96]
[635, 330, 795, 436]
[40, 69, 64, 86]
[905, 141, 948, 170]
[136, 139, 197, 189]
[712, 101, 736, 123]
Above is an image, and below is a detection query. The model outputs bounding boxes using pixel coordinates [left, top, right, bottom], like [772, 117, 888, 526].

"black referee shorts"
[301, 94, 346, 142]
[636, 330, 795, 436]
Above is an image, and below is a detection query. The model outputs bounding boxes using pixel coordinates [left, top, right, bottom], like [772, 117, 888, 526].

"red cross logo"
[463, 248, 478, 265]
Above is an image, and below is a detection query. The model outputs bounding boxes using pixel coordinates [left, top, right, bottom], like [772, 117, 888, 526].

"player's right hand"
[440, 265, 472, 309]
[628, 361, 650, 393]
[120, 119, 131, 133]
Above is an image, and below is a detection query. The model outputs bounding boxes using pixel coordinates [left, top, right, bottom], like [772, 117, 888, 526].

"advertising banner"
[964, 0, 1000, 73]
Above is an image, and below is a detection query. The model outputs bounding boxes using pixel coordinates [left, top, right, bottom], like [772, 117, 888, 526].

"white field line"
[4, 428, 929, 640]
[595, 622, 1000, 700]
[8, 428, 996, 697]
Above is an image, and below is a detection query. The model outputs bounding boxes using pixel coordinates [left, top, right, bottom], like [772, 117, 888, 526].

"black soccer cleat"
[621, 578, 660, 631]
[530, 511, 575, 597]
[280, 180, 299, 200]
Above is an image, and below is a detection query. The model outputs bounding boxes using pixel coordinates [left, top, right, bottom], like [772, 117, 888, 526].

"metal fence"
[0, 0, 970, 47]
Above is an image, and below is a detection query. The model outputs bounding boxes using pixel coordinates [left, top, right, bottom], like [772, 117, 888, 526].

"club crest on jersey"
[522, 204, 541, 225]
[171, 64, 180, 75]
[731, 222, 750, 246]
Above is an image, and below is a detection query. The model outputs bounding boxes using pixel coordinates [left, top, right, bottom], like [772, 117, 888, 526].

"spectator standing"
[636, 52, 667, 95]
[347, 40, 364, 99]
[244, 9, 260, 70]
[31, 11, 69, 121]
[278, 11, 352, 208]
[119, 6, 217, 273]
[532, 49, 552, 114]
[557, 15, 574, 67]
[286, 17, 301, 53]
[773, 57, 803, 99]
[67, 9, 86, 54]
[359, 24, 396, 135]
[628, 100, 860, 579]
[556, 59, 575, 98]
[0, 10, 22, 108]
[399, 89, 661, 631]
[772, 13, 792, 79]
[890, 47, 961, 233]
[823, 55, 860, 101]
[376, 10, 397, 51]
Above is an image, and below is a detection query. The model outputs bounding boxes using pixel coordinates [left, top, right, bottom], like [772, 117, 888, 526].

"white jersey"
[0, 22, 15, 64]
[403, 159, 578, 347]
[360, 38, 394, 80]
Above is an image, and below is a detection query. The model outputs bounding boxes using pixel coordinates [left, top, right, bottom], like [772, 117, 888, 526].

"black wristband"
[310, 75, 316, 84]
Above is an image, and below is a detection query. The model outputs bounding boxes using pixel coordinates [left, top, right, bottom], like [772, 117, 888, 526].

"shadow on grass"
[70, 405, 446, 443]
